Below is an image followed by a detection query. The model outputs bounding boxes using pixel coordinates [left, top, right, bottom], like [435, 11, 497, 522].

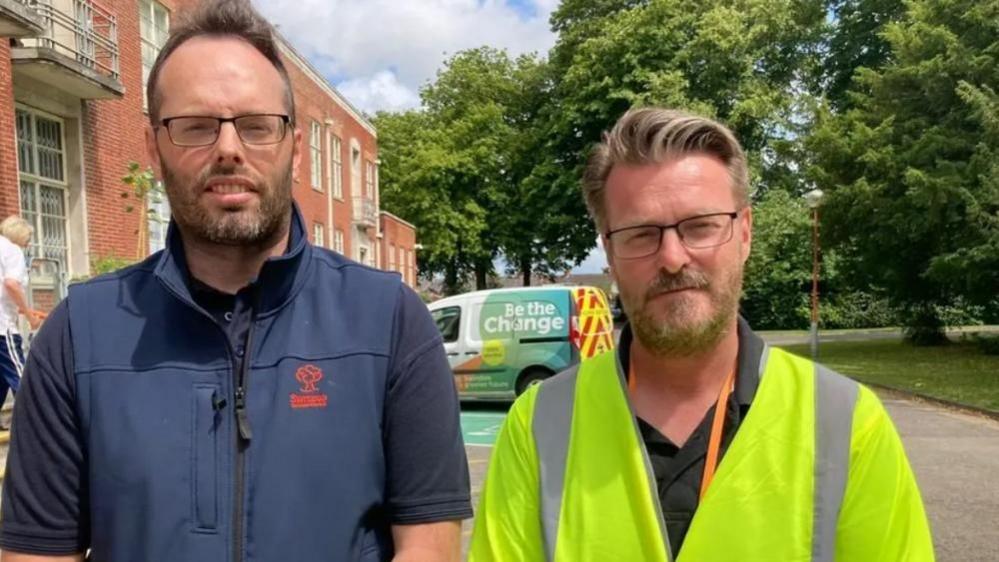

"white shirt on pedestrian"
[0, 236, 28, 334]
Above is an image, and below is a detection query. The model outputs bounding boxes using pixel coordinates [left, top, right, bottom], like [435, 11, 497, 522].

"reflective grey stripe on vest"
[532, 366, 580, 562]
[812, 364, 859, 562]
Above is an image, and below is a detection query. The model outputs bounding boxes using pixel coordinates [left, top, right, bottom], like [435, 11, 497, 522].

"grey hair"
[582, 107, 749, 232]
[0, 216, 33, 247]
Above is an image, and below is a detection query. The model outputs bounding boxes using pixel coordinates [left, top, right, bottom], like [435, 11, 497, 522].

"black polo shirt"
[620, 317, 765, 554]
[188, 276, 255, 355]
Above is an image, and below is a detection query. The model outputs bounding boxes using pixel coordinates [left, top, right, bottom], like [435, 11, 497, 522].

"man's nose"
[212, 122, 246, 167]
[654, 228, 692, 274]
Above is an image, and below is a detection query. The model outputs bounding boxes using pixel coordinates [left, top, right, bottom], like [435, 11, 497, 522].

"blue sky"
[254, 0, 607, 274]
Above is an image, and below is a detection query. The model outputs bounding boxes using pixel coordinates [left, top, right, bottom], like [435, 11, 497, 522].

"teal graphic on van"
[429, 286, 613, 400]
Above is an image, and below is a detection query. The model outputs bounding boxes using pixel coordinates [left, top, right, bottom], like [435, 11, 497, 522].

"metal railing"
[352, 196, 377, 226]
[18, 0, 120, 81]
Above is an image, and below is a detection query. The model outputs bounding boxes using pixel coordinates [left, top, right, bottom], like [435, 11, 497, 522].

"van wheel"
[516, 368, 552, 396]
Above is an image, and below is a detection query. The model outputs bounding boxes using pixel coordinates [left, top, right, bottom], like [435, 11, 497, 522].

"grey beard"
[625, 266, 742, 358]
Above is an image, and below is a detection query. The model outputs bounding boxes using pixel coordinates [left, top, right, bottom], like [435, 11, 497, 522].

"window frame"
[328, 132, 343, 200]
[313, 222, 326, 247]
[15, 106, 71, 280]
[334, 229, 345, 253]
[309, 120, 323, 191]
[139, 0, 170, 112]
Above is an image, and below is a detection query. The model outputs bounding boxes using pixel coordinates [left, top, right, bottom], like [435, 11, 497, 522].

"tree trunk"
[521, 256, 532, 287]
[444, 259, 461, 296]
[475, 261, 488, 291]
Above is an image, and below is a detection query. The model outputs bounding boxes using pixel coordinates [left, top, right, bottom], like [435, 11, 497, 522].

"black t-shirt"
[620, 319, 764, 554]
[0, 276, 472, 555]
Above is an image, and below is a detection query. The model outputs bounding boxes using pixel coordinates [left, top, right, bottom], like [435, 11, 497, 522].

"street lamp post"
[803, 188, 825, 362]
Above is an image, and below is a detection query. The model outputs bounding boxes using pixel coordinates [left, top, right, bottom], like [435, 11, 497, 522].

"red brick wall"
[29, 288, 56, 313]
[0, 40, 20, 219]
[282, 52, 378, 258]
[379, 213, 417, 286]
[78, 0, 182, 263]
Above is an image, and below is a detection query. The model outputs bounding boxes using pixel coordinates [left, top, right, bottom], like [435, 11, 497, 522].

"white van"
[428, 285, 614, 400]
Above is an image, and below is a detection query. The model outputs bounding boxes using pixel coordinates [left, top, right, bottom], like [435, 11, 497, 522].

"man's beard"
[161, 157, 293, 247]
[623, 264, 743, 358]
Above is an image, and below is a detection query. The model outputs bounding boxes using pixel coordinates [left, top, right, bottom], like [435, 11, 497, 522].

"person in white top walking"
[0, 216, 45, 429]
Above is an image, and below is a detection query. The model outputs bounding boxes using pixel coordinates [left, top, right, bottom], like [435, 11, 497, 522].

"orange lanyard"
[629, 362, 736, 501]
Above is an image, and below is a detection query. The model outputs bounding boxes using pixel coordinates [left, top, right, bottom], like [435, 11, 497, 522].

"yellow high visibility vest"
[470, 346, 934, 561]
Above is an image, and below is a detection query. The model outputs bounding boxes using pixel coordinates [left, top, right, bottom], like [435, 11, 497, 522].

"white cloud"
[255, 0, 558, 113]
[337, 70, 422, 113]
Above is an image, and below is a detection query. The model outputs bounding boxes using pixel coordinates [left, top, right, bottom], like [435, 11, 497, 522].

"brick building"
[379, 210, 416, 288]
[0, 0, 417, 311]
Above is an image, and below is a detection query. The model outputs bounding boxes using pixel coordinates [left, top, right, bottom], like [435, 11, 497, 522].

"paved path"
[882, 395, 999, 561]
[461, 392, 999, 561]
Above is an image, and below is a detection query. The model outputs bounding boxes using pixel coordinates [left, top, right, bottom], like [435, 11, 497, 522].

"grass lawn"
[782, 339, 999, 412]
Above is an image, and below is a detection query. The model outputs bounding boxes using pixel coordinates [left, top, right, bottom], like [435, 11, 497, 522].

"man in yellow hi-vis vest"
[469, 107, 934, 561]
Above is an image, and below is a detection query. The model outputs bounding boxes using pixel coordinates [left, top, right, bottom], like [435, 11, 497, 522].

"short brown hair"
[582, 107, 749, 232]
[146, 0, 295, 124]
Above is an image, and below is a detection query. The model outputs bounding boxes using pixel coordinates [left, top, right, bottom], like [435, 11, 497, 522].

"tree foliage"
[822, 0, 906, 110]
[376, 49, 593, 292]
[375, 0, 997, 333]
[807, 0, 999, 340]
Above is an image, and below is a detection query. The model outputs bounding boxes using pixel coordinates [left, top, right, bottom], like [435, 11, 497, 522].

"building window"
[329, 134, 342, 199]
[388, 243, 396, 271]
[310, 120, 322, 191]
[148, 182, 170, 254]
[140, 0, 170, 111]
[313, 222, 325, 247]
[334, 229, 344, 253]
[351, 143, 361, 198]
[16, 108, 68, 277]
[364, 160, 375, 198]
[408, 250, 414, 285]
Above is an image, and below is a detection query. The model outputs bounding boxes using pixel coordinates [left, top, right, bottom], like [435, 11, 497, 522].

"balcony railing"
[19, 0, 119, 81]
[352, 196, 377, 227]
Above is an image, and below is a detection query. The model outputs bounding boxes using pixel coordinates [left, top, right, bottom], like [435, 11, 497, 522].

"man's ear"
[145, 123, 161, 172]
[291, 126, 303, 183]
[739, 207, 753, 264]
[602, 234, 618, 279]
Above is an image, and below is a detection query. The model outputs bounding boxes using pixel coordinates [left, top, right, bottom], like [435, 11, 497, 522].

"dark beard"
[161, 159, 293, 247]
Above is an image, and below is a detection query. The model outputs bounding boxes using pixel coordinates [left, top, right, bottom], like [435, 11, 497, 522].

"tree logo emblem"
[295, 364, 323, 394]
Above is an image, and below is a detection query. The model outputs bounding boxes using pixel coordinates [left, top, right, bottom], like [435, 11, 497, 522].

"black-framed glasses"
[606, 211, 740, 259]
[158, 114, 291, 147]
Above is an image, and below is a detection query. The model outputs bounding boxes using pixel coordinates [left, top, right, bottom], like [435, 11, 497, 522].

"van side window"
[431, 306, 461, 343]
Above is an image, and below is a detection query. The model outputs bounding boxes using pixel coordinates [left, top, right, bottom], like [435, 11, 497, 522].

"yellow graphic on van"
[481, 340, 506, 366]
[572, 287, 615, 359]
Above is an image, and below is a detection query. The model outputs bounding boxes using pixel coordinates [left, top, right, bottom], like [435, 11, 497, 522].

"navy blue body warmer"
[45, 211, 468, 561]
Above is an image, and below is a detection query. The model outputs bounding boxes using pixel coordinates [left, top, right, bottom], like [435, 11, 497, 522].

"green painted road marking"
[461, 411, 507, 446]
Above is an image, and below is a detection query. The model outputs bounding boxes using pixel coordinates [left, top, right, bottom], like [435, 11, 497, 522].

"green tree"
[822, 0, 906, 110]
[539, 0, 826, 229]
[375, 110, 490, 293]
[743, 190, 813, 329]
[807, 0, 999, 342]
[378, 48, 603, 291]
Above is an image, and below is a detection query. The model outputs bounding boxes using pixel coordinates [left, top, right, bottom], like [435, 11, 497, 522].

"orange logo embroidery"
[290, 364, 328, 409]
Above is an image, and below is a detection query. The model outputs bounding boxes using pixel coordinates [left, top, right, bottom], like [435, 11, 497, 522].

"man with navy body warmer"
[0, 1, 471, 560]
